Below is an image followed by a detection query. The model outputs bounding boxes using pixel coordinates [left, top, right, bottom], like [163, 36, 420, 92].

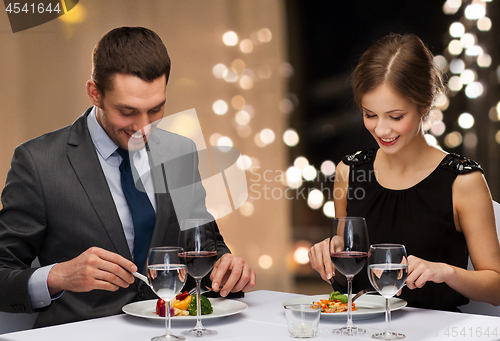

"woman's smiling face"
[362, 83, 427, 155]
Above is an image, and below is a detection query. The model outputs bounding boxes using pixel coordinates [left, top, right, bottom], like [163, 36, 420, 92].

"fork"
[188, 286, 212, 296]
[351, 288, 378, 302]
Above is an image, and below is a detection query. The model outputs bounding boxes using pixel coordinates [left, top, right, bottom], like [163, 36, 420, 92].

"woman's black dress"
[340, 148, 482, 311]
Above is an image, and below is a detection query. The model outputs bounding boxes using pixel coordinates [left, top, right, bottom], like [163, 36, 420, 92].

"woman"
[308, 33, 500, 311]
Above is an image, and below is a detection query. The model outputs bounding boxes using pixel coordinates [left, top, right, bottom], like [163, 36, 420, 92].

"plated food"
[282, 293, 406, 320]
[123, 297, 248, 321]
[155, 291, 213, 317]
[314, 291, 356, 313]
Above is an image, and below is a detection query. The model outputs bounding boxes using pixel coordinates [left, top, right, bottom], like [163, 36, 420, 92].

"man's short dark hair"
[91, 26, 171, 96]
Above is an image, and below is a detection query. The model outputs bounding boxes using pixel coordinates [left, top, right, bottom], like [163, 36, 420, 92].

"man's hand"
[47, 247, 137, 295]
[210, 253, 256, 297]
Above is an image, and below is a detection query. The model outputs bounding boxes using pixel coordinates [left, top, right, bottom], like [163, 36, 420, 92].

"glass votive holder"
[284, 303, 322, 338]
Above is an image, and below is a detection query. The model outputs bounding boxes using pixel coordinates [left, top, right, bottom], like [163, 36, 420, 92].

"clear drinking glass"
[330, 217, 369, 336]
[367, 244, 408, 340]
[178, 219, 218, 337]
[147, 247, 187, 341]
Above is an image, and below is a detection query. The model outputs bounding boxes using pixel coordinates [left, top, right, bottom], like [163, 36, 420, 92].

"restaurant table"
[1, 290, 499, 341]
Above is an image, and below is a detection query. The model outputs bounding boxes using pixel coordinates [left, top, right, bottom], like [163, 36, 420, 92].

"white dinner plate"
[122, 298, 248, 321]
[282, 294, 406, 320]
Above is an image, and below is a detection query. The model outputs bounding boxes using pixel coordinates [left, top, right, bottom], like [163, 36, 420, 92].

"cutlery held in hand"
[352, 289, 378, 302]
[132, 271, 149, 285]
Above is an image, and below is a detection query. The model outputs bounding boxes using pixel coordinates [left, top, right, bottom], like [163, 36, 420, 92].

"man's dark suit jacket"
[0, 108, 230, 328]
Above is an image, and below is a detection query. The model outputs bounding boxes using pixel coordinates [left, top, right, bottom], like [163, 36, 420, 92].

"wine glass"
[147, 247, 188, 341]
[367, 244, 408, 340]
[330, 217, 369, 335]
[178, 219, 218, 337]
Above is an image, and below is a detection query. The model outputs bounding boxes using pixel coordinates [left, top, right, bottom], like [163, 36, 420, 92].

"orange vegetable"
[173, 295, 192, 311]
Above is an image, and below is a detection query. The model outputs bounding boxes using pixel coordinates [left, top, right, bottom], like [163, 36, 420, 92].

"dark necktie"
[116, 148, 156, 271]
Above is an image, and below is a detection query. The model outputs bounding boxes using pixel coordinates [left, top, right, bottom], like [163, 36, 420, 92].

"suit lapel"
[66, 109, 133, 261]
[146, 134, 173, 251]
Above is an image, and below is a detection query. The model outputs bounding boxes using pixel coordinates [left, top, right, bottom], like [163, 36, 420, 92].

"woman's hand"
[406, 255, 454, 290]
[308, 236, 343, 283]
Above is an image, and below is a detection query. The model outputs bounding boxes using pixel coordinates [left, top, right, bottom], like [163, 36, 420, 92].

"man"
[0, 27, 255, 328]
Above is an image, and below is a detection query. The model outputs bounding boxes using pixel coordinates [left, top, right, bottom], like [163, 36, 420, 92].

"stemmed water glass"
[330, 217, 369, 335]
[147, 247, 188, 340]
[178, 219, 218, 337]
[367, 244, 408, 340]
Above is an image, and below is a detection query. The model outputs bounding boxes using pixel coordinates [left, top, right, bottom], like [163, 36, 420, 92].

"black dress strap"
[342, 149, 376, 166]
[439, 153, 483, 175]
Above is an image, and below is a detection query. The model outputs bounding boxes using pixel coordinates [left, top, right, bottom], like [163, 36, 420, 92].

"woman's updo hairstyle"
[352, 33, 445, 113]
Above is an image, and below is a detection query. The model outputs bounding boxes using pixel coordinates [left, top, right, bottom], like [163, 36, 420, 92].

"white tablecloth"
[2, 290, 499, 341]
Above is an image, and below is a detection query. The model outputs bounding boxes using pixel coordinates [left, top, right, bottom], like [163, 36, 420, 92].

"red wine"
[180, 251, 217, 279]
[331, 251, 368, 276]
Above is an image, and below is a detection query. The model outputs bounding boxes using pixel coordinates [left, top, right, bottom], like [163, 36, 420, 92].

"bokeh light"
[458, 113, 474, 129]
[293, 247, 310, 265]
[212, 100, 228, 115]
[323, 201, 335, 218]
[448, 40, 463, 55]
[460, 33, 476, 48]
[283, 129, 299, 147]
[477, 54, 492, 68]
[460, 69, 475, 85]
[449, 59, 465, 74]
[257, 28, 272, 43]
[302, 165, 317, 181]
[236, 155, 253, 171]
[444, 131, 463, 148]
[464, 3, 486, 20]
[260, 128, 275, 144]
[235, 110, 251, 126]
[430, 121, 446, 136]
[286, 166, 302, 183]
[258, 254, 273, 269]
[307, 189, 324, 210]
[465, 82, 483, 98]
[449, 22, 465, 37]
[239, 202, 254, 217]
[477, 17, 492, 31]
[217, 136, 233, 148]
[222, 31, 238, 46]
[320, 160, 336, 176]
[434, 55, 448, 71]
[448, 76, 463, 92]
[239, 75, 254, 90]
[240, 39, 254, 53]
[212, 64, 228, 79]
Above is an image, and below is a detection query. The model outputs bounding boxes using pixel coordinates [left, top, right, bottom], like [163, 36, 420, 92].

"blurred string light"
[283, 129, 299, 147]
[293, 246, 310, 265]
[440, 0, 496, 153]
[258, 254, 273, 269]
[212, 27, 291, 203]
[307, 189, 324, 210]
[293, 156, 309, 170]
[320, 160, 336, 176]
[222, 31, 238, 46]
[323, 201, 335, 218]
[458, 113, 475, 129]
[302, 165, 317, 181]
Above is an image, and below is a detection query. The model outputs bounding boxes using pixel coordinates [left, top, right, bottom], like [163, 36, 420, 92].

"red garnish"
[176, 290, 189, 301]
[156, 298, 165, 317]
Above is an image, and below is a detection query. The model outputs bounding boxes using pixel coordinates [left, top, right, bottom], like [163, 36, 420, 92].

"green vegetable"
[187, 294, 213, 316]
[329, 291, 348, 304]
